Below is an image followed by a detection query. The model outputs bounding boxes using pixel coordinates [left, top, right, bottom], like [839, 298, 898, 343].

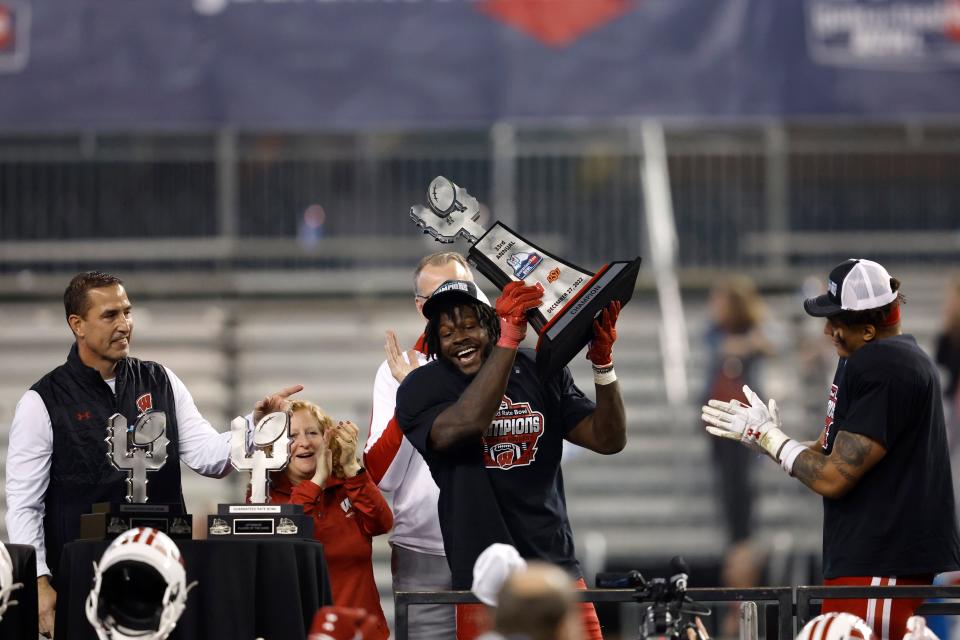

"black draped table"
[55, 539, 331, 640]
[0, 544, 39, 640]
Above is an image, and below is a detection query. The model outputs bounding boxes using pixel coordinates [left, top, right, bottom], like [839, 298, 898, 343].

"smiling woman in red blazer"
[261, 400, 393, 640]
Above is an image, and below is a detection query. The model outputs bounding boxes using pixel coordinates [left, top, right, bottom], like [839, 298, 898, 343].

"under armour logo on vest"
[75, 411, 91, 421]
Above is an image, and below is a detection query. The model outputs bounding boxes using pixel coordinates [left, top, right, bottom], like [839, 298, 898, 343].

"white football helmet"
[797, 613, 874, 640]
[85, 527, 196, 640]
[0, 541, 24, 622]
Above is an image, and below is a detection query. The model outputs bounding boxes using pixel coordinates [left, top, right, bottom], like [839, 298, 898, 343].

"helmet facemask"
[85, 528, 194, 640]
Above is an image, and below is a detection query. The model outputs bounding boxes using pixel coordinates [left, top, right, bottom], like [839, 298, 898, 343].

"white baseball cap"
[471, 543, 527, 607]
[803, 259, 897, 317]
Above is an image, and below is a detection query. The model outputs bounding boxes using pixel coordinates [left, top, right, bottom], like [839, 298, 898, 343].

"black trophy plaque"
[207, 504, 313, 540]
[80, 502, 193, 541]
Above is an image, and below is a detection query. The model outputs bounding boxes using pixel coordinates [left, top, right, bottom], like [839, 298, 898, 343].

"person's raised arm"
[364, 352, 417, 490]
[566, 301, 627, 454]
[428, 282, 543, 451]
[335, 421, 394, 536]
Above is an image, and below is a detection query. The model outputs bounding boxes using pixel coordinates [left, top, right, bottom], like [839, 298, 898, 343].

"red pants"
[456, 577, 603, 640]
[821, 575, 934, 640]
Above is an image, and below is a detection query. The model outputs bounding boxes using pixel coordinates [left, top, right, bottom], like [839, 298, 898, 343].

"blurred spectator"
[930, 275, 960, 640]
[469, 543, 527, 636]
[257, 400, 393, 640]
[700, 275, 776, 637]
[472, 543, 528, 608]
[701, 275, 776, 545]
[935, 274, 960, 501]
[480, 562, 584, 640]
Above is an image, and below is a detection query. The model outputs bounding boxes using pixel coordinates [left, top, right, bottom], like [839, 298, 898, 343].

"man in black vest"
[4, 271, 301, 637]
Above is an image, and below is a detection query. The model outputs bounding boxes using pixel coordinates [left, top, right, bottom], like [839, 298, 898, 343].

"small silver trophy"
[106, 411, 169, 504]
[411, 176, 641, 377]
[230, 412, 291, 504]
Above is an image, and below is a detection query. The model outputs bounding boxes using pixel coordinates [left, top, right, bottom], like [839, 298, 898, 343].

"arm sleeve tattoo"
[791, 431, 877, 494]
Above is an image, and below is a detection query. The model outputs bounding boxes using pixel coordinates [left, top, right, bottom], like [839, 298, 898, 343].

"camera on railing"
[597, 556, 710, 640]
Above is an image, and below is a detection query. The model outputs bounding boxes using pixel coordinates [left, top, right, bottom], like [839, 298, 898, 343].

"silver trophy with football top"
[411, 176, 641, 376]
[230, 412, 290, 504]
[208, 412, 312, 537]
[80, 410, 191, 540]
[106, 411, 169, 504]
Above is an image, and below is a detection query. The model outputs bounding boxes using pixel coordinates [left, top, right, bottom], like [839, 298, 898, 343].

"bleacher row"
[0, 275, 948, 630]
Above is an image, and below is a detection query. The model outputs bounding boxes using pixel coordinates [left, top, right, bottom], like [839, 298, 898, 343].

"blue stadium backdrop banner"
[1, 0, 959, 128]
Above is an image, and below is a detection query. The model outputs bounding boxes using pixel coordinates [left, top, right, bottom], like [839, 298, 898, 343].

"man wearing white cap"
[702, 259, 960, 640]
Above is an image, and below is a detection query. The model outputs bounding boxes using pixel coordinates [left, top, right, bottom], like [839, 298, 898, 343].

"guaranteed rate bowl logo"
[507, 252, 542, 279]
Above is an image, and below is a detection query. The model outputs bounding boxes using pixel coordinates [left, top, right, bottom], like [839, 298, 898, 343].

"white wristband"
[778, 440, 806, 475]
[593, 365, 617, 386]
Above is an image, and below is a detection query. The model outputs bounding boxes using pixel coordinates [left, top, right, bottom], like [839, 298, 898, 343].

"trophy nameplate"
[207, 504, 313, 539]
[411, 176, 641, 377]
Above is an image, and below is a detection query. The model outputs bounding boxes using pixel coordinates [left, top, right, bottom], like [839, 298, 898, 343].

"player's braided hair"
[832, 277, 905, 327]
[424, 300, 500, 361]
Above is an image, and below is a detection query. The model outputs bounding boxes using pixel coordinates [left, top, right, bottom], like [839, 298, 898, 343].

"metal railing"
[796, 585, 960, 629]
[396, 585, 960, 640]
[1, 121, 959, 294]
[396, 587, 794, 640]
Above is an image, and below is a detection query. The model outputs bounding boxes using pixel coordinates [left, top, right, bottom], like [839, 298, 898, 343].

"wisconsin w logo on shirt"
[482, 396, 545, 470]
[821, 383, 839, 450]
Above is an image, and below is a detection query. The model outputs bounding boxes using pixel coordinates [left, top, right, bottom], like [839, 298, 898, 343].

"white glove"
[701, 385, 804, 473]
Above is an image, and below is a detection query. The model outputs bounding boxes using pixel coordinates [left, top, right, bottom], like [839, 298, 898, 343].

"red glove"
[586, 300, 620, 367]
[495, 281, 544, 349]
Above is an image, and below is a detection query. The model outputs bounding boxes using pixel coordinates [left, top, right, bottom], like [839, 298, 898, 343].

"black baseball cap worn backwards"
[422, 279, 492, 321]
[803, 258, 897, 318]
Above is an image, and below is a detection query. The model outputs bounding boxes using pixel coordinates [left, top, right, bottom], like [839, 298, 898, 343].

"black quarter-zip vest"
[31, 344, 184, 579]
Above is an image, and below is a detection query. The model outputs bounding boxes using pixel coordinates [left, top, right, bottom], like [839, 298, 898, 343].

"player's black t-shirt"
[820, 334, 960, 578]
[396, 348, 595, 589]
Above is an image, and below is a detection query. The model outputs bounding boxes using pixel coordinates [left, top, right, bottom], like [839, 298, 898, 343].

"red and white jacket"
[363, 338, 445, 555]
[267, 471, 393, 640]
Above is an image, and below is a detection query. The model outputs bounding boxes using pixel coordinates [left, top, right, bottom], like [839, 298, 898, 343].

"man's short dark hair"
[64, 271, 124, 319]
[831, 277, 905, 328]
[424, 299, 500, 361]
